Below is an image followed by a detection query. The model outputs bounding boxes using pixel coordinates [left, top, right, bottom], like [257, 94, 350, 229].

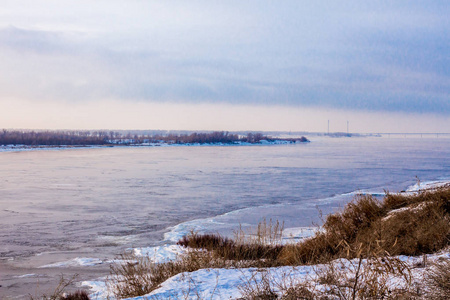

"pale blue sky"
[0, 1, 449, 132]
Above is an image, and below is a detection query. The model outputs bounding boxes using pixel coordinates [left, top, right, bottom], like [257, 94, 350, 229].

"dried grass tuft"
[424, 257, 450, 299]
[29, 275, 89, 300]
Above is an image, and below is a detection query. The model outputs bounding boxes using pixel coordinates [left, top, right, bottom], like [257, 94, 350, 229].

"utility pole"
[347, 121, 349, 135]
[327, 120, 330, 135]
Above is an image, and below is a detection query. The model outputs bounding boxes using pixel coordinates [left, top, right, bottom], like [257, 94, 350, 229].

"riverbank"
[0, 138, 309, 153]
[84, 181, 450, 299]
[0, 130, 309, 153]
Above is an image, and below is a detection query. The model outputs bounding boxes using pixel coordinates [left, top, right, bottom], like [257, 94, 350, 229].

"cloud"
[0, 1, 449, 116]
[0, 26, 65, 54]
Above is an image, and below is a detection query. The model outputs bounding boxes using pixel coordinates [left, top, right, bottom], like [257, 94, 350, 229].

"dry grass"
[238, 270, 279, 300]
[178, 219, 285, 265]
[424, 256, 450, 299]
[178, 232, 284, 264]
[29, 275, 90, 300]
[239, 254, 420, 300]
[238, 268, 317, 300]
[315, 253, 417, 299]
[107, 250, 231, 298]
[59, 291, 90, 300]
[235, 219, 285, 246]
[280, 185, 450, 265]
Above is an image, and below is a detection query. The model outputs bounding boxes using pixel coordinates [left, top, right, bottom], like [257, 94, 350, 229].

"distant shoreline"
[0, 130, 309, 151]
[0, 139, 310, 152]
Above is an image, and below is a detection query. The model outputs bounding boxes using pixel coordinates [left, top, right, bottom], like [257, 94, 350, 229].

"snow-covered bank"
[0, 144, 107, 152]
[81, 179, 450, 299]
[404, 179, 450, 193]
[82, 250, 450, 300]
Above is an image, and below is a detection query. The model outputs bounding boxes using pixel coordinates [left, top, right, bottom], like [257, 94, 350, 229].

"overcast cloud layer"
[0, 1, 449, 131]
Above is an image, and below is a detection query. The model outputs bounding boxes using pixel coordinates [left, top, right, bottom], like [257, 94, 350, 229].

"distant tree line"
[0, 130, 308, 146]
[107, 131, 267, 145]
[0, 130, 112, 146]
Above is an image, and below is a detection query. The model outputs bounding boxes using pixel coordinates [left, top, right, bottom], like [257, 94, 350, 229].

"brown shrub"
[60, 290, 90, 300]
[178, 232, 234, 249]
[376, 205, 449, 255]
[29, 275, 89, 300]
[383, 184, 450, 212]
[108, 250, 234, 298]
[238, 270, 278, 300]
[280, 286, 316, 300]
[280, 186, 450, 265]
[424, 257, 450, 299]
[323, 195, 385, 241]
[178, 232, 284, 264]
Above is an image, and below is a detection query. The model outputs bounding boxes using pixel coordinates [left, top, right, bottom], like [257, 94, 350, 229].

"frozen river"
[1, 135, 450, 298]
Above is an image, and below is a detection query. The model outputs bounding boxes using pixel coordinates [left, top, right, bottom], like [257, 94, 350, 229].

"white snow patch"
[282, 227, 321, 243]
[97, 234, 139, 245]
[133, 244, 187, 263]
[39, 257, 103, 268]
[81, 280, 109, 300]
[14, 273, 37, 278]
[383, 201, 434, 221]
[405, 180, 450, 193]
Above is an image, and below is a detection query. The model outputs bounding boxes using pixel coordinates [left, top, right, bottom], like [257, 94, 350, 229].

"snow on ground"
[81, 226, 320, 299]
[82, 251, 450, 300]
[281, 227, 322, 243]
[133, 244, 187, 263]
[383, 201, 434, 221]
[128, 265, 316, 300]
[82, 265, 318, 300]
[405, 180, 450, 193]
[82, 279, 109, 299]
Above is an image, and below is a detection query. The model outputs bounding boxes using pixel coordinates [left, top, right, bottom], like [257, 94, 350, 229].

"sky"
[0, 1, 449, 133]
